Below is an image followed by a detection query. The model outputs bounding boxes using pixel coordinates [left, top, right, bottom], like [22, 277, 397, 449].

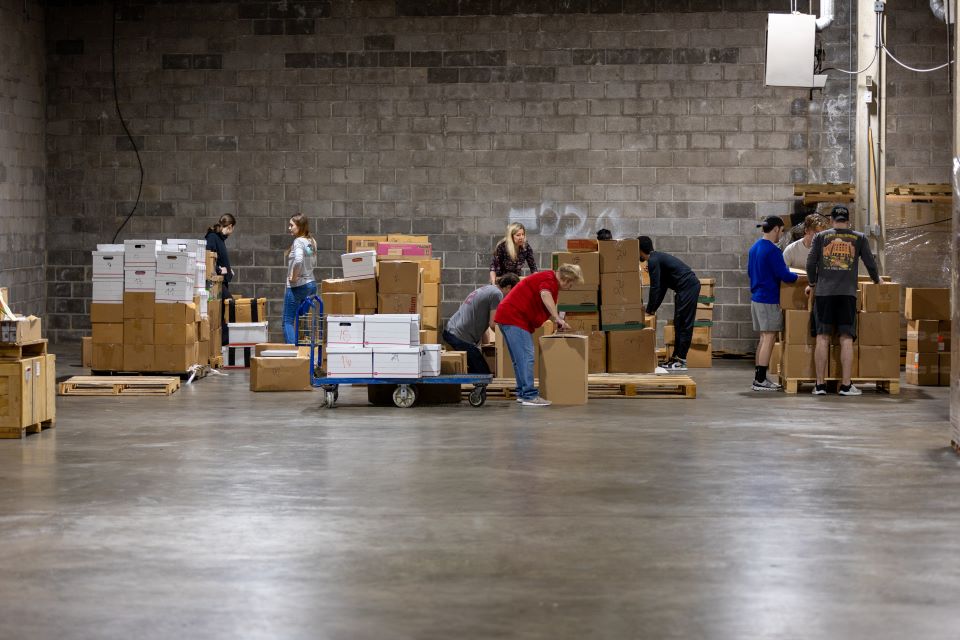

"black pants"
[442, 329, 490, 375]
[672, 278, 701, 360]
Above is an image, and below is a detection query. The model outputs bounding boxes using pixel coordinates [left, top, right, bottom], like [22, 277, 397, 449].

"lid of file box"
[365, 314, 420, 323]
[327, 315, 365, 323]
[259, 349, 301, 358]
[420, 344, 441, 352]
[373, 346, 421, 354]
[327, 345, 373, 353]
[96, 244, 125, 252]
[226, 322, 268, 328]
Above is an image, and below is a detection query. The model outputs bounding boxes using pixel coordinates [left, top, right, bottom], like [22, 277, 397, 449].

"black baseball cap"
[831, 205, 849, 221]
[757, 215, 785, 232]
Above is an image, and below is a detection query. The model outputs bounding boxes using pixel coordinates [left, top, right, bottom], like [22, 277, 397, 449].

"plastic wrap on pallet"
[883, 228, 951, 289]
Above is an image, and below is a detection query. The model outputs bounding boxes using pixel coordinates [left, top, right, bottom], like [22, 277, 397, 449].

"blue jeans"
[498, 323, 537, 401]
[442, 329, 490, 375]
[283, 281, 317, 344]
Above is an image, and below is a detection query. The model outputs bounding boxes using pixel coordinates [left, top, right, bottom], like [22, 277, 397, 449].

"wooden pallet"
[89, 366, 209, 380]
[57, 376, 181, 396]
[794, 183, 855, 205]
[0, 339, 48, 361]
[780, 377, 900, 395]
[468, 373, 697, 400]
[0, 419, 55, 439]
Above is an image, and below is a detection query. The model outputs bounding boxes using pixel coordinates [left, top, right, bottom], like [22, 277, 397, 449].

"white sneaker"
[521, 397, 551, 406]
[653, 366, 670, 376]
[752, 378, 781, 392]
[839, 384, 862, 396]
[811, 384, 827, 395]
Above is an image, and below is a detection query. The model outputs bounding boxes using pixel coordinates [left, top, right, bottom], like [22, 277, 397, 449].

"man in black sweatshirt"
[639, 236, 701, 371]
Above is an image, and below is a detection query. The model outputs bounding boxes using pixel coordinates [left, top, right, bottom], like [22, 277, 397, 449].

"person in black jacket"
[639, 236, 701, 371]
[205, 214, 236, 344]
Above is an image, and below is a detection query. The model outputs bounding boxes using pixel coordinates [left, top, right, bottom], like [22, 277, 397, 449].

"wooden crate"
[0, 339, 47, 361]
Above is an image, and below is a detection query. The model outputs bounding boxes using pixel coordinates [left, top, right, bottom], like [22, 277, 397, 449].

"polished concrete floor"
[1, 346, 958, 639]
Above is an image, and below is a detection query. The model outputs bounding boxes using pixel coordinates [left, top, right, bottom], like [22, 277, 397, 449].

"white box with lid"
[364, 314, 419, 347]
[419, 344, 441, 377]
[156, 250, 196, 276]
[226, 322, 268, 345]
[326, 346, 373, 377]
[155, 276, 195, 303]
[92, 252, 125, 277]
[124, 267, 157, 292]
[373, 347, 421, 378]
[123, 240, 161, 265]
[326, 315, 365, 346]
[341, 251, 377, 280]
[92, 279, 124, 302]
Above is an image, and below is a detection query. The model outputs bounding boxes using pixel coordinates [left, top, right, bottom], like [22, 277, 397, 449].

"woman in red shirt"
[494, 264, 584, 406]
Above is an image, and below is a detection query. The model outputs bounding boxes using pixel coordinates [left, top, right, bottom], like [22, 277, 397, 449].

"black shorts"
[813, 295, 857, 339]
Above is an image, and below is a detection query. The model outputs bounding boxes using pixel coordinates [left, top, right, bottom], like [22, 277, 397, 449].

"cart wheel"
[468, 387, 487, 407]
[325, 390, 337, 408]
[393, 385, 416, 408]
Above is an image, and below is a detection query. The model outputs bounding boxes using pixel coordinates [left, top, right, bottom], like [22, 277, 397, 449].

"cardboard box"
[322, 278, 378, 310]
[422, 282, 440, 307]
[905, 288, 950, 321]
[199, 318, 210, 341]
[861, 282, 901, 313]
[859, 345, 900, 379]
[558, 288, 599, 312]
[699, 278, 715, 304]
[694, 307, 713, 326]
[567, 238, 599, 253]
[341, 250, 377, 280]
[376, 242, 432, 260]
[691, 325, 712, 346]
[0, 358, 39, 431]
[254, 343, 311, 357]
[780, 274, 810, 311]
[783, 310, 812, 345]
[377, 261, 422, 294]
[907, 319, 940, 353]
[364, 314, 420, 347]
[92, 343, 123, 370]
[420, 329, 439, 344]
[154, 302, 197, 325]
[346, 235, 388, 253]
[664, 323, 674, 346]
[598, 239, 640, 274]
[563, 312, 600, 332]
[441, 351, 468, 374]
[154, 343, 198, 372]
[769, 341, 783, 376]
[0, 316, 42, 344]
[373, 347, 421, 378]
[224, 298, 267, 323]
[198, 339, 210, 364]
[586, 330, 606, 374]
[939, 353, 951, 386]
[420, 344, 441, 377]
[600, 305, 645, 331]
[123, 319, 154, 345]
[123, 292, 156, 319]
[905, 351, 939, 386]
[686, 342, 712, 368]
[123, 343, 155, 371]
[859, 312, 899, 346]
[606, 328, 656, 374]
[829, 344, 859, 379]
[92, 323, 123, 344]
[82, 336, 92, 368]
[781, 344, 815, 378]
[91, 303, 123, 324]
[939, 321, 952, 352]
[421, 259, 442, 284]
[378, 293, 423, 315]
[327, 315, 365, 346]
[321, 292, 356, 316]
[495, 321, 553, 379]
[250, 357, 312, 391]
[600, 271, 643, 306]
[206, 250, 217, 278]
[538, 334, 588, 405]
[387, 234, 429, 243]
[154, 322, 198, 345]
[422, 306, 439, 330]
[551, 252, 600, 285]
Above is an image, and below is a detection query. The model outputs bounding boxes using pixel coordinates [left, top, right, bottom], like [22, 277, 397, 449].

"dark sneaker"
[839, 384, 862, 396]
[752, 378, 781, 392]
[662, 359, 688, 372]
[812, 384, 827, 396]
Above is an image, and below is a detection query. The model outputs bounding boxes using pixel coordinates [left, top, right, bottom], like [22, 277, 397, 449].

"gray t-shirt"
[806, 227, 879, 297]
[446, 285, 503, 344]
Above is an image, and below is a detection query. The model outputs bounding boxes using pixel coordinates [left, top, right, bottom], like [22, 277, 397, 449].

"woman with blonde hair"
[282, 213, 318, 344]
[493, 264, 584, 406]
[489, 222, 538, 284]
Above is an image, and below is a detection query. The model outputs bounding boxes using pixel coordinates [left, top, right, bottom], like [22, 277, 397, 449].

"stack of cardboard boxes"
[222, 297, 269, 368]
[905, 288, 951, 386]
[0, 290, 57, 437]
[554, 246, 604, 374]
[249, 343, 313, 392]
[597, 239, 655, 373]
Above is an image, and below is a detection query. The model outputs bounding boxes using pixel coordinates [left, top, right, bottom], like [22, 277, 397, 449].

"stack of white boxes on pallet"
[326, 314, 439, 378]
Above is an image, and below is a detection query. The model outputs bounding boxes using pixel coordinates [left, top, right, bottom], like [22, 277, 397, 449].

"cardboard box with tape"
[538, 334, 588, 405]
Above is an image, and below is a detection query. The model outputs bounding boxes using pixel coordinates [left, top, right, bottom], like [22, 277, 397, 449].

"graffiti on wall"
[507, 202, 624, 239]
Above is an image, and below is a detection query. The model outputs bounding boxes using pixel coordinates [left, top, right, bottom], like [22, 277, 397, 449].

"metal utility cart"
[295, 295, 492, 408]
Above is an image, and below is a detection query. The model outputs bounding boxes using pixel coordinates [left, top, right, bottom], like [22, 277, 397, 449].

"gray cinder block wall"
[42, 1, 949, 349]
[0, 0, 45, 317]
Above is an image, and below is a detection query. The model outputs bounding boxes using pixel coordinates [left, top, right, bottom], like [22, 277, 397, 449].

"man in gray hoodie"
[805, 206, 880, 396]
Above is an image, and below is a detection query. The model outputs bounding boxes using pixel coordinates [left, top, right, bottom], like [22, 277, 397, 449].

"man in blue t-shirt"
[747, 216, 799, 391]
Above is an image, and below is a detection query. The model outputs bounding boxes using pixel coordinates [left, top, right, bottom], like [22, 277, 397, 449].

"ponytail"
[207, 213, 237, 235]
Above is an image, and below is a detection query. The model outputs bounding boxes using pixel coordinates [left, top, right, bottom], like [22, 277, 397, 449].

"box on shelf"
[376, 242, 432, 261]
[859, 312, 899, 346]
[377, 261, 422, 294]
[341, 250, 377, 280]
[321, 292, 356, 316]
[906, 351, 939, 385]
[0, 316, 42, 344]
[558, 288, 598, 312]
[780, 274, 810, 311]
[327, 315, 365, 345]
[92, 279, 124, 303]
[860, 282, 901, 313]
[123, 292, 155, 319]
[225, 298, 267, 323]
[600, 305, 645, 331]
[567, 238, 599, 253]
[124, 267, 156, 292]
[365, 314, 420, 347]
[92, 343, 123, 370]
[859, 345, 900, 379]
[326, 345, 373, 377]
[551, 252, 600, 285]
[420, 344, 441, 377]
[92, 252, 124, 277]
[373, 347, 421, 378]
[123, 240, 160, 264]
[346, 235, 388, 253]
[250, 356, 312, 392]
[538, 334, 588, 405]
[322, 278, 377, 310]
[600, 271, 643, 306]
[598, 239, 640, 274]
[387, 234, 429, 243]
[440, 351, 467, 374]
[606, 328, 656, 374]
[905, 288, 950, 321]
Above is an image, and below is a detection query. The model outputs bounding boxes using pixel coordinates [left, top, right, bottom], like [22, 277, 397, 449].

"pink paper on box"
[376, 242, 432, 259]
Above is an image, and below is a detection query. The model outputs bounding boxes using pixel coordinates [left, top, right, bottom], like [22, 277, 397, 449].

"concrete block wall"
[41, 1, 947, 350]
[0, 0, 46, 317]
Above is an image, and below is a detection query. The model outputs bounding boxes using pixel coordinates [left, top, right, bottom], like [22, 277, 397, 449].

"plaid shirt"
[490, 241, 538, 277]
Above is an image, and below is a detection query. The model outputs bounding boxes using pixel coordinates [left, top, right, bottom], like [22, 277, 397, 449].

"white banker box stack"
[326, 314, 437, 378]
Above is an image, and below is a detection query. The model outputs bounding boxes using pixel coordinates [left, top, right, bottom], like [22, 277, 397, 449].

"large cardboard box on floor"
[600, 271, 643, 306]
[905, 288, 950, 320]
[906, 319, 939, 353]
[551, 252, 600, 285]
[494, 321, 553, 379]
[82, 337, 92, 369]
[250, 356, 312, 392]
[440, 351, 467, 374]
[828, 344, 859, 379]
[92, 343, 123, 370]
[585, 330, 606, 374]
[781, 344, 815, 379]
[123, 343, 155, 372]
[598, 239, 640, 274]
[538, 334, 588, 405]
[906, 351, 939, 385]
[686, 342, 712, 368]
[606, 328, 656, 374]
[780, 274, 810, 311]
[859, 345, 900, 379]
[860, 282, 901, 313]
[154, 343, 199, 372]
[860, 312, 899, 346]
[321, 292, 356, 316]
[225, 298, 267, 324]
[322, 277, 377, 310]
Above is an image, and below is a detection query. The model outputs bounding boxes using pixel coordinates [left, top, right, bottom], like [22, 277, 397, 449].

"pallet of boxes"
[0, 287, 56, 438]
[88, 239, 214, 375]
[776, 274, 903, 394]
[904, 288, 951, 387]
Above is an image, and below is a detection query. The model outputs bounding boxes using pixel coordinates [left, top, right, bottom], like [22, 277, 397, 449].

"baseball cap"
[756, 215, 785, 232]
[830, 205, 849, 221]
